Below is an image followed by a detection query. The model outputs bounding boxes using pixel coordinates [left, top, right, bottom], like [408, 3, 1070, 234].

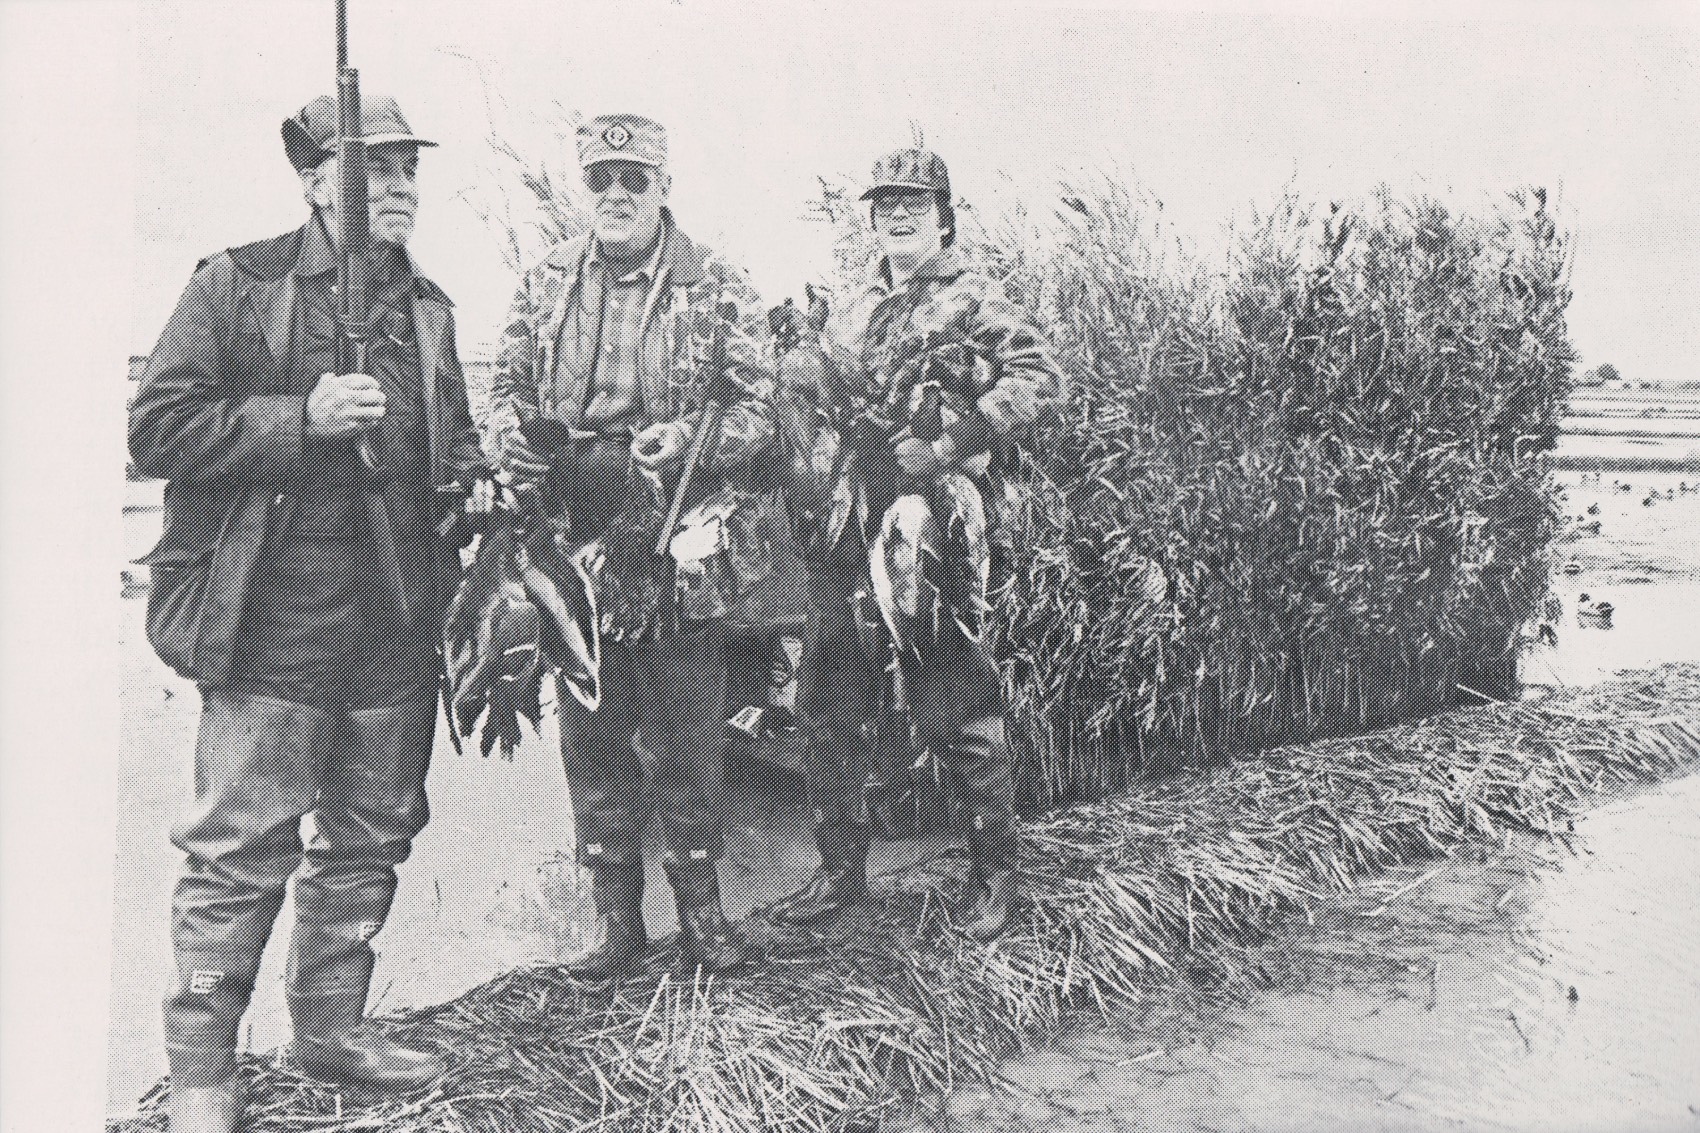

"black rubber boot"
[665, 859, 751, 975]
[294, 1021, 445, 1092]
[956, 825, 1020, 943]
[564, 861, 649, 981]
[766, 822, 871, 925]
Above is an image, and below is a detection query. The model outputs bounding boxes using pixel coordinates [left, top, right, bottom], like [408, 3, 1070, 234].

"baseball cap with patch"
[859, 148, 951, 200]
[576, 114, 668, 169]
[281, 94, 437, 171]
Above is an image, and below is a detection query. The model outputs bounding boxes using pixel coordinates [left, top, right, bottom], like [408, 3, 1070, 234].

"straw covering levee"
[112, 664, 1700, 1133]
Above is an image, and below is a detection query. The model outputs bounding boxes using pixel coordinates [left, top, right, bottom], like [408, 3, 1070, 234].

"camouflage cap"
[576, 114, 668, 168]
[859, 148, 951, 200]
[281, 94, 437, 171]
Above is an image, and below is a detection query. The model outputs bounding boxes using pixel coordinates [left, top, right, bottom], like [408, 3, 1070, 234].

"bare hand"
[632, 421, 693, 472]
[306, 372, 385, 439]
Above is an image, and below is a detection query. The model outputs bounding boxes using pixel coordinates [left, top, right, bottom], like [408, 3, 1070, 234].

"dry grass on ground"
[112, 664, 1700, 1133]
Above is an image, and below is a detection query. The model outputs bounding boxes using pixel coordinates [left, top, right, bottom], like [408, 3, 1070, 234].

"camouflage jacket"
[489, 211, 773, 465]
[777, 246, 1065, 552]
[490, 212, 807, 632]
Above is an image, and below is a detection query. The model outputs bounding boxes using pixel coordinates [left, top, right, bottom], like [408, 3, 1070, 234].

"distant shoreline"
[1552, 454, 1700, 472]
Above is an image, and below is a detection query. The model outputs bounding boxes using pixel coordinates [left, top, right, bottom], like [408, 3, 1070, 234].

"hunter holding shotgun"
[490, 114, 804, 980]
[768, 147, 1064, 941]
[129, 83, 487, 1131]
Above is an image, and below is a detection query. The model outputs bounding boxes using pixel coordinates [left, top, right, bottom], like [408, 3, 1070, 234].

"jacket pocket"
[138, 542, 213, 680]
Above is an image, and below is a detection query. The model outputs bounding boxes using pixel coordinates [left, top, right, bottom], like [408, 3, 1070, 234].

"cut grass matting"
[112, 663, 1700, 1133]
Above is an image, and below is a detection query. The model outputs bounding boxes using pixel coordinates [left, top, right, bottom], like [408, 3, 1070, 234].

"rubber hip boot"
[293, 992, 444, 1092]
[289, 699, 442, 1092]
[166, 690, 336, 1096]
[564, 861, 649, 981]
[956, 823, 1020, 943]
[294, 1024, 445, 1093]
[766, 821, 871, 925]
[168, 1078, 245, 1133]
[665, 858, 751, 975]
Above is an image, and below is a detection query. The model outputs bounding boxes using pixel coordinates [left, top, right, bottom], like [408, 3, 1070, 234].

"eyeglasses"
[584, 165, 654, 195]
[871, 191, 934, 218]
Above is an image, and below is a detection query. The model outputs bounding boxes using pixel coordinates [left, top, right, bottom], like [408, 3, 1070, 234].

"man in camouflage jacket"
[768, 147, 1064, 942]
[490, 114, 793, 978]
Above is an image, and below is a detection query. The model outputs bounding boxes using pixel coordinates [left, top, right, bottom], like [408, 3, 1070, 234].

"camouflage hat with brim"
[859, 148, 951, 200]
[282, 94, 437, 170]
[576, 114, 668, 168]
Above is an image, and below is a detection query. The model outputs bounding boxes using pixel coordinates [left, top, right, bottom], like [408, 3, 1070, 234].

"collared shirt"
[578, 230, 668, 432]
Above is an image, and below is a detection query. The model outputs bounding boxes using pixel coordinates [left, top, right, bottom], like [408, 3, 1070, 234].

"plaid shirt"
[579, 233, 668, 431]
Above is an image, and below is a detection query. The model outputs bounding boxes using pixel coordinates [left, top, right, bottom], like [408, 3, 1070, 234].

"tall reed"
[971, 178, 1575, 807]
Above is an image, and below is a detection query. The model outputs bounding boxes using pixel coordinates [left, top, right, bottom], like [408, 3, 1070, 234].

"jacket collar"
[293, 215, 422, 290]
[870, 245, 965, 293]
[586, 222, 669, 284]
[541, 209, 708, 288]
[228, 222, 450, 368]
[294, 216, 338, 278]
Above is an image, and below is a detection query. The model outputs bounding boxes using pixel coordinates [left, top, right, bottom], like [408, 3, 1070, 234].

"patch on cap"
[577, 114, 668, 168]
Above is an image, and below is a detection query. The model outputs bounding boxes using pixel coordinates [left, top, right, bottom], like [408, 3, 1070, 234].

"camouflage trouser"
[796, 554, 1015, 858]
[163, 684, 435, 1088]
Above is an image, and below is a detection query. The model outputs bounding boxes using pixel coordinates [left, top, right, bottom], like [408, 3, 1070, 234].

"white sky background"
[129, 0, 1700, 379]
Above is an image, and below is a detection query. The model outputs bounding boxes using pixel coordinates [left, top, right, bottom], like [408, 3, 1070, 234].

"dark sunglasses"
[584, 165, 653, 194]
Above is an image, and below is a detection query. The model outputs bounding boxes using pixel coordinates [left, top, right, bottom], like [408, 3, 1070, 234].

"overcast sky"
[120, 0, 1700, 380]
